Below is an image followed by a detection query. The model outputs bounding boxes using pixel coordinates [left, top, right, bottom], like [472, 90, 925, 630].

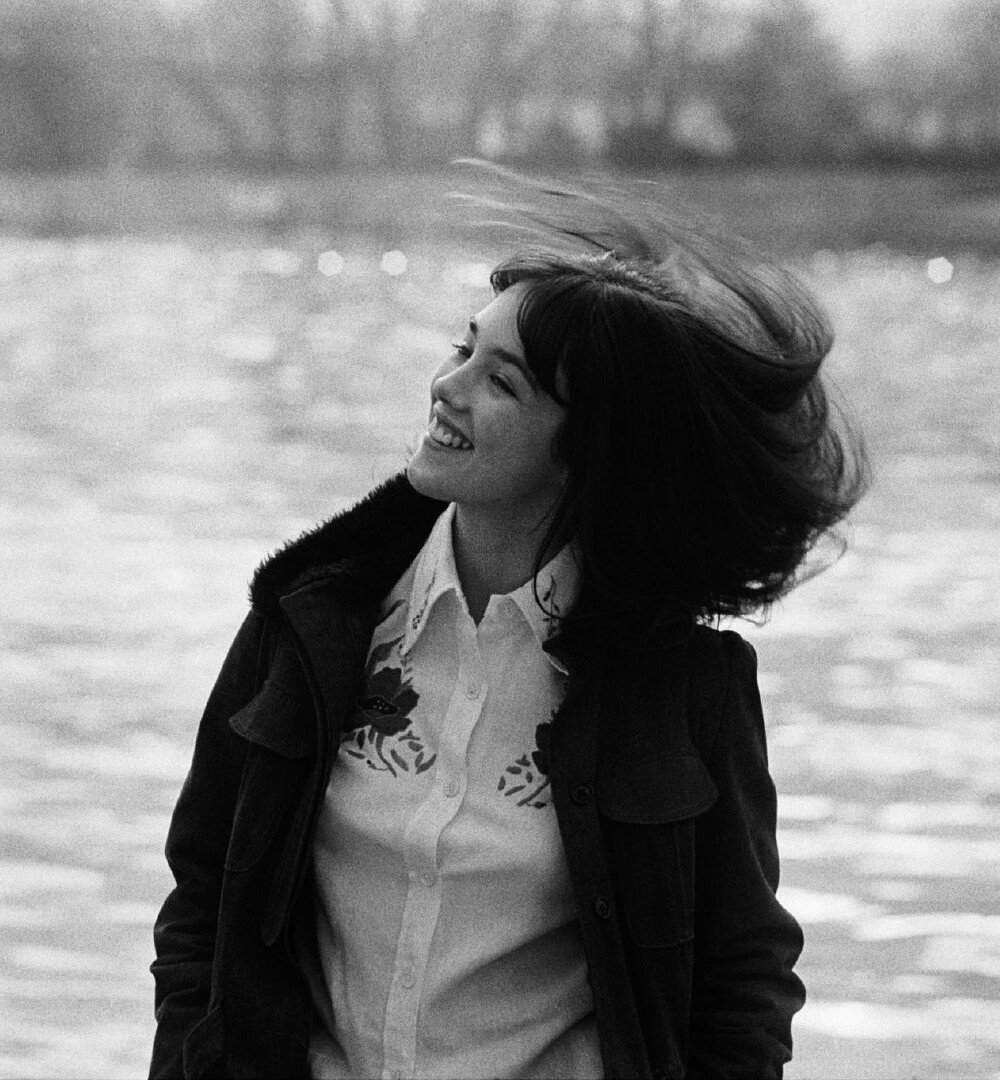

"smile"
[428, 416, 473, 450]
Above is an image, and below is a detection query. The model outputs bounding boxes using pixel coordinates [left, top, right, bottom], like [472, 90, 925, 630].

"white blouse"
[307, 503, 602, 1080]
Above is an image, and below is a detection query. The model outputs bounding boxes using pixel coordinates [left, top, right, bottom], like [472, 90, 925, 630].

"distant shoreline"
[1, 166, 997, 257]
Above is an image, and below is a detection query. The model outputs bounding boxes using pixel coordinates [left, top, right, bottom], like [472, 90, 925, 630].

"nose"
[430, 358, 471, 411]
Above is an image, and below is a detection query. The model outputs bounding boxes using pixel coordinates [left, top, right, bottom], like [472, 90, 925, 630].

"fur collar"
[248, 472, 447, 618]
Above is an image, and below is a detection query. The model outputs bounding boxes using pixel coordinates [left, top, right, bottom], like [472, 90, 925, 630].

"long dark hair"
[465, 168, 869, 628]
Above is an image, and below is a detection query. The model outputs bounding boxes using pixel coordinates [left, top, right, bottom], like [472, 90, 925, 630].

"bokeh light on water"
[1, 237, 999, 1079]
[927, 257, 955, 284]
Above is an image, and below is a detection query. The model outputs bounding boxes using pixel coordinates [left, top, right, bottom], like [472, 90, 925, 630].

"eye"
[451, 341, 472, 360]
[490, 374, 516, 397]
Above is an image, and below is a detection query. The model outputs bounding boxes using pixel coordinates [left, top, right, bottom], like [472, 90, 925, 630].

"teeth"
[430, 418, 471, 450]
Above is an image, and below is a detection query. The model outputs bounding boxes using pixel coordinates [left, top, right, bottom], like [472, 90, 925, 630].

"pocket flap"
[228, 678, 315, 758]
[598, 751, 718, 823]
[182, 1002, 224, 1078]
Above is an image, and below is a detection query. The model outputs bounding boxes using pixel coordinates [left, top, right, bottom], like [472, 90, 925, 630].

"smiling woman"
[407, 283, 570, 621]
[149, 173, 868, 1080]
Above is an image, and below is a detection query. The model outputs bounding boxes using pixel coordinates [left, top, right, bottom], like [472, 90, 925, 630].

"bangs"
[490, 252, 605, 407]
[490, 249, 678, 411]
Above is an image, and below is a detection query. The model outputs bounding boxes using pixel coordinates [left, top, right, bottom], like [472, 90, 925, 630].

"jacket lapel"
[279, 585, 375, 747]
[249, 472, 447, 750]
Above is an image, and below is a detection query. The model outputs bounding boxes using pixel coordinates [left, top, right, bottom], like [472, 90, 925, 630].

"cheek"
[549, 416, 569, 466]
[540, 404, 569, 464]
[523, 423, 568, 485]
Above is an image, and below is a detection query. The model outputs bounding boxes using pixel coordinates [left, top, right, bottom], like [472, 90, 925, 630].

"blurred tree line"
[1, 0, 998, 172]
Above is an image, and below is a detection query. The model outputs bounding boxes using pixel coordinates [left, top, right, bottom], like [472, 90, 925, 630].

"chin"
[406, 452, 453, 503]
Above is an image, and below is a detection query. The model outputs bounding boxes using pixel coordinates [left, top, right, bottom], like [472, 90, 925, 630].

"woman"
[149, 179, 867, 1080]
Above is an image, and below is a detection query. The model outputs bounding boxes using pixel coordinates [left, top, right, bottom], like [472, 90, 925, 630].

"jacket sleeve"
[149, 609, 272, 1079]
[687, 632, 805, 1080]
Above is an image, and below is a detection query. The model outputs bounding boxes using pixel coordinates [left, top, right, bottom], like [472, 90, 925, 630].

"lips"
[428, 409, 473, 450]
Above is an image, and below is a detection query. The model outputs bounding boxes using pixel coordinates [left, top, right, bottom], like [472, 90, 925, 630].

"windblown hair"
[465, 167, 869, 627]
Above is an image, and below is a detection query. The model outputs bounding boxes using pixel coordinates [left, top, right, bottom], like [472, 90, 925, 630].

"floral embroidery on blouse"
[340, 603, 436, 777]
[497, 711, 554, 809]
[539, 575, 562, 640]
[409, 565, 436, 633]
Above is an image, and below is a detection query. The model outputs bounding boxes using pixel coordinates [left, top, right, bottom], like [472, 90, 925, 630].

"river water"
[1, 236, 998, 1078]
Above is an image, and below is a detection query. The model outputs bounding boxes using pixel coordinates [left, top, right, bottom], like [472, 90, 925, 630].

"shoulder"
[622, 622, 756, 703]
[247, 473, 446, 618]
[635, 623, 761, 759]
[687, 624, 758, 694]
[684, 625, 766, 767]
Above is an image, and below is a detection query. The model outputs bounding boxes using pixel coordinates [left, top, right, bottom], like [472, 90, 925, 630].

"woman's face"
[406, 283, 568, 525]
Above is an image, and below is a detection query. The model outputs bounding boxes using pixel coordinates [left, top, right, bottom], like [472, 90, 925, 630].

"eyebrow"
[468, 318, 538, 392]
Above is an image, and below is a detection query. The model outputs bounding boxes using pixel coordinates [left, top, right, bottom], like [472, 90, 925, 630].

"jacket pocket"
[228, 676, 315, 758]
[598, 751, 718, 948]
[182, 1003, 224, 1079]
[225, 678, 315, 873]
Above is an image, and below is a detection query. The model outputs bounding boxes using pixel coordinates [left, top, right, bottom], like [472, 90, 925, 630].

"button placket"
[383, 881, 438, 1076]
[383, 609, 487, 1078]
[435, 620, 485, 811]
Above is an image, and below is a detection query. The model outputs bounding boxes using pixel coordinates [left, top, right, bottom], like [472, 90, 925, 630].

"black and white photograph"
[1, 1, 997, 1078]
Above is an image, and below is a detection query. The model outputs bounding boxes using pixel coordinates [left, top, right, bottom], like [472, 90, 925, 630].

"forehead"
[471, 283, 529, 357]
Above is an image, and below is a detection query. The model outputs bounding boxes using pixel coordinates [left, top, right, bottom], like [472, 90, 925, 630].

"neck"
[451, 504, 554, 624]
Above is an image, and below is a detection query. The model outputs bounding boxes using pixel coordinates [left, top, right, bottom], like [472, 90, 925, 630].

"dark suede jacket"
[149, 474, 805, 1080]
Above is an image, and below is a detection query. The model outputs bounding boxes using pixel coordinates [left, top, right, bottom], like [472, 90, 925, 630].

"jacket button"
[571, 783, 593, 805]
[593, 895, 612, 919]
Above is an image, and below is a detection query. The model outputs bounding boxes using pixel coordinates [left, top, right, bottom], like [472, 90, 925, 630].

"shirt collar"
[401, 502, 461, 655]
[401, 503, 580, 672]
[505, 544, 579, 673]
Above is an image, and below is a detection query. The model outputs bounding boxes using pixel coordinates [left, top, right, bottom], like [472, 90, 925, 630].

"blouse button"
[593, 895, 613, 920]
[465, 682, 481, 699]
[571, 783, 593, 805]
[444, 778, 461, 798]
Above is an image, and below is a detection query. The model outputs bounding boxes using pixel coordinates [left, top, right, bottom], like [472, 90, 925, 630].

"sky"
[161, 0, 951, 60]
[806, 0, 944, 56]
